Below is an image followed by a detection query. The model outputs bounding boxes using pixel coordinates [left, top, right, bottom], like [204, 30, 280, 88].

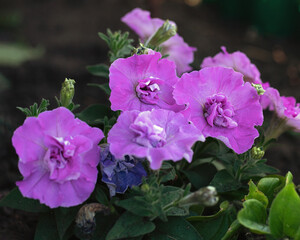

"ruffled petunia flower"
[109, 51, 184, 112]
[173, 66, 263, 154]
[264, 87, 300, 133]
[100, 144, 147, 197]
[201, 46, 262, 84]
[122, 8, 196, 75]
[12, 107, 104, 208]
[107, 109, 204, 170]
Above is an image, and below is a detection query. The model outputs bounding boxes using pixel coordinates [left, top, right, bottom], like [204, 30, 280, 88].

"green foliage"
[35, 212, 60, 240]
[115, 176, 191, 222]
[244, 180, 268, 208]
[187, 201, 236, 240]
[148, 217, 202, 240]
[237, 199, 270, 234]
[86, 63, 109, 78]
[76, 104, 115, 126]
[0, 187, 49, 212]
[210, 170, 241, 193]
[158, 162, 176, 183]
[17, 98, 50, 117]
[257, 176, 284, 205]
[269, 173, 300, 239]
[106, 211, 155, 240]
[88, 82, 111, 95]
[99, 29, 133, 62]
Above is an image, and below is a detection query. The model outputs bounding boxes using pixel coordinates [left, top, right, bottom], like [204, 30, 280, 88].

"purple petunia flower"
[264, 87, 300, 131]
[100, 144, 147, 197]
[12, 107, 104, 208]
[109, 51, 184, 112]
[201, 46, 262, 84]
[107, 109, 204, 170]
[122, 8, 196, 75]
[173, 67, 264, 154]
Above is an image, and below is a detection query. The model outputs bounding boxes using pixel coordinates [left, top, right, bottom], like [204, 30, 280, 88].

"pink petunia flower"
[107, 109, 204, 170]
[109, 51, 184, 112]
[12, 107, 104, 208]
[122, 8, 196, 75]
[201, 46, 262, 84]
[264, 87, 300, 131]
[173, 67, 264, 154]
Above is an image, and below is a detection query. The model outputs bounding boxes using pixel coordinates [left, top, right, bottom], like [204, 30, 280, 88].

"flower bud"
[251, 146, 265, 160]
[141, 183, 150, 192]
[132, 43, 156, 56]
[60, 78, 75, 107]
[251, 83, 265, 95]
[146, 20, 177, 48]
[178, 186, 219, 207]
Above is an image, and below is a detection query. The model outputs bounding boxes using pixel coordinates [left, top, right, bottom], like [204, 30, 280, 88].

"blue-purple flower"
[100, 144, 147, 196]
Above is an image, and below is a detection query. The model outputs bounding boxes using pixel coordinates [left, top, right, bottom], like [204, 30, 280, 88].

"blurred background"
[0, 0, 299, 238]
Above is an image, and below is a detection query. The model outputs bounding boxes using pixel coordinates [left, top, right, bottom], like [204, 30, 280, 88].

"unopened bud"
[60, 78, 75, 107]
[178, 186, 218, 207]
[132, 43, 156, 56]
[146, 20, 177, 48]
[141, 183, 150, 192]
[251, 83, 265, 96]
[251, 146, 265, 160]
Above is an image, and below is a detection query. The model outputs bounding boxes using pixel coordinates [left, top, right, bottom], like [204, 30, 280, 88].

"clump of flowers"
[1, 8, 300, 240]
[173, 66, 263, 154]
[12, 107, 104, 208]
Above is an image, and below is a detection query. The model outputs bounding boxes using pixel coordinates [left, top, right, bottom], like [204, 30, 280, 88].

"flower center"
[282, 97, 300, 118]
[44, 137, 76, 180]
[136, 77, 163, 105]
[204, 93, 238, 128]
[130, 112, 167, 148]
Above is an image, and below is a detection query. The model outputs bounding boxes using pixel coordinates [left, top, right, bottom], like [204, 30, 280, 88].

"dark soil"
[0, 0, 299, 239]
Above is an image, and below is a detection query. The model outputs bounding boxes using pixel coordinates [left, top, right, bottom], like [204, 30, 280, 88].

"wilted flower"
[100, 144, 147, 197]
[109, 51, 183, 112]
[122, 8, 196, 75]
[107, 109, 204, 170]
[12, 107, 104, 208]
[173, 66, 263, 154]
[201, 46, 262, 84]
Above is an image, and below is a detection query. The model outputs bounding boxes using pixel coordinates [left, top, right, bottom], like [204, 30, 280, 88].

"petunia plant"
[0, 7, 300, 240]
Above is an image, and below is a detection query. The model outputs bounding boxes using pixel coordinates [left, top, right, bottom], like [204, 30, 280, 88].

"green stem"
[221, 219, 242, 240]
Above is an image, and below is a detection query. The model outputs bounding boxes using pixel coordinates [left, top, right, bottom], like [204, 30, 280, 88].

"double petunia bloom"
[12, 107, 104, 208]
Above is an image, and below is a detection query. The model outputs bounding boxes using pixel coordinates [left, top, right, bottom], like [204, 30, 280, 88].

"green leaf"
[88, 214, 118, 240]
[269, 181, 300, 238]
[76, 104, 113, 125]
[245, 180, 268, 208]
[55, 206, 80, 240]
[106, 212, 155, 240]
[210, 170, 241, 193]
[17, 98, 50, 117]
[182, 163, 217, 189]
[149, 217, 202, 240]
[88, 83, 111, 95]
[241, 163, 279, 180]
[237, 199, 270, 234]
[158, 162, 176, 183]
[35, 212, 60, 240]
[116, 197, 154, 217]
[257, 176, 283, 205]
[86, 64, 109, 78]
[187, 202, 236, 240]
[94, 185, 110, 206]
[0, 187, 49, 212]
